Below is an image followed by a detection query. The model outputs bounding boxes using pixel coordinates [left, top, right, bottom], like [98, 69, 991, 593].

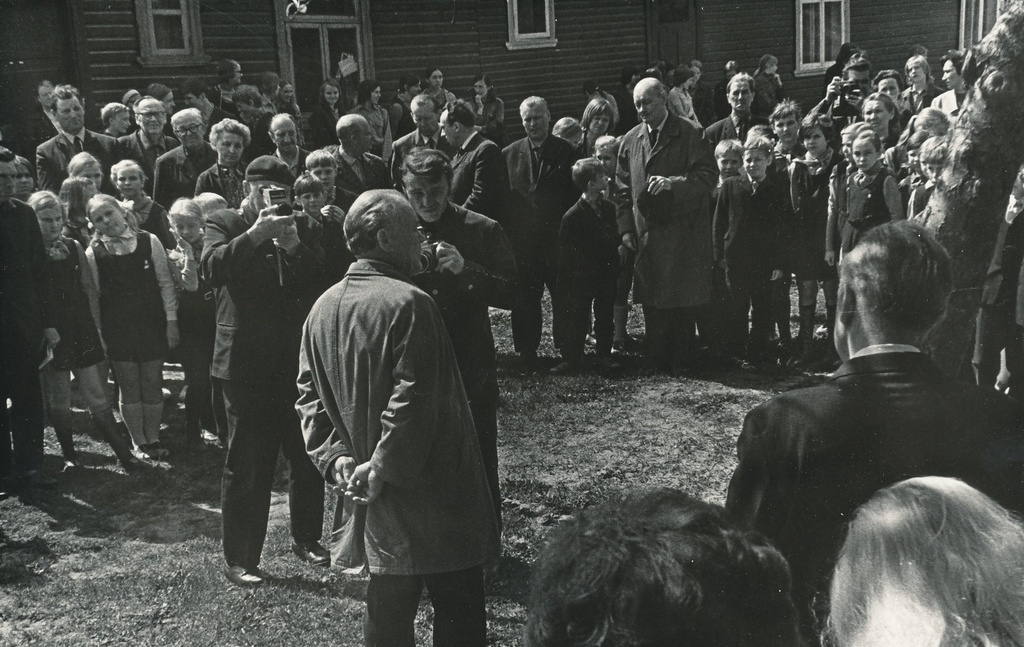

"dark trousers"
[511, 242, 558, 356]
[0, 355, 45, 483]
[697, 266, 730, 356]
[974, 304, 1023, 396]
[726, 269, 772, 358]
[364, 565, 486, 647]
[219, 378, 325, 569]
[560, 280, 616, 360]
[468, 391, 501, 534]
[177, 331, 217, 439]
[771, 271, 793, 342]
[642, 305, 698, 372]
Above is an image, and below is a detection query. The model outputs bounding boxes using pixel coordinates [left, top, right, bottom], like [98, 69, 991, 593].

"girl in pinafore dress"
[833, 129, 904, 257]
[29, 191, 139, 470]
[85, 194, 178, 461]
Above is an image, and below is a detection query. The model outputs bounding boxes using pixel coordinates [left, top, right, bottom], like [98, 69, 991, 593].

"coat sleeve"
[883, 175, 905, 221]
[453, 219, 519, 311]
[725, 406, 780, 533]
[297, 316, 352, 484]
[713, 185, 730, 263]
[615, 137, 635, 236]
[369, 297, 451, 488]
[201, 212, 266, 288]
[36, 143, 60, 193]
[462, 145, 509, 218]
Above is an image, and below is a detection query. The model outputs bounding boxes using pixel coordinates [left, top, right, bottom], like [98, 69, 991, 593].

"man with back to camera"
[726, 221, 1024, 643]
[296, 189, 499, 645]
[617, 78, 718, 374]
[440, 99, 512, 226]
[201, 155, 329, 587]
[503, 96, 579, 372]
[400, 147, 518, 532]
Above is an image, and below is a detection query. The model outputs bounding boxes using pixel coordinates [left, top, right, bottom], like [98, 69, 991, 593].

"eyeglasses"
[138, 112, 165, 119]
[174, 123, 204, 135]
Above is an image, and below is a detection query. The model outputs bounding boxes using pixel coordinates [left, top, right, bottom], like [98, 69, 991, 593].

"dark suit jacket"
[334, 151, 390, 211]
[413, 203, 518, 402]
[449, 133, 511, 226]
[116, 131, 179, 195]
[982, 215, 1024, 308]
[36, 129, 118, 193]
[201, 203, 326, 385]
[502, 135, 579, 253]
[390, 131, 455, 188]
[726, 351, 1024, 639]
[0, 198, 51, 366]
[703, 114, 769, 147]
[153, 143, 217, 210]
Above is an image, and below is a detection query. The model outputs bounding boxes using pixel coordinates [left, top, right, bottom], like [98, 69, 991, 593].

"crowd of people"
[3, 41, 1024, 646]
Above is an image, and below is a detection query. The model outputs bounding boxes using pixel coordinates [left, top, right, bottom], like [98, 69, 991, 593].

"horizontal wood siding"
[77, 0, 280, 129]
[698, 0, 959, 117]
[370, 0, 647, 142]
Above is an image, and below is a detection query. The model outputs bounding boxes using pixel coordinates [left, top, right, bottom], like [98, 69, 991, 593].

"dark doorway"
[648, 0, 699, 67]
[0, 0, 78, 158]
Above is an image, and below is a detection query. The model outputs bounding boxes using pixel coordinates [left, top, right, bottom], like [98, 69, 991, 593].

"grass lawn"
[1, 301, 824, 646]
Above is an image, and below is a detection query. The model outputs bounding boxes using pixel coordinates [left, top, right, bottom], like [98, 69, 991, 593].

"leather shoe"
[224, 565, 266, 588]
[291, 541, 331, 567]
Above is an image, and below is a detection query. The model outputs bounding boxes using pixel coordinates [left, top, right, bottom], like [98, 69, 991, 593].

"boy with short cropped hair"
[292, 171, 353, 292]
[713, 136, 790, 362]
[552, 157, 621, 374]
[713, 139, 743, 199]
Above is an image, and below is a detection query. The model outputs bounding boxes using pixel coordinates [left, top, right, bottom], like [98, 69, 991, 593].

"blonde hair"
[168, 197, 203, 223]
[67, 152, 101, 178]
[110, 159, 147, 186]
[28, 190, 66, 220]
[826, 476, 1024, 647]
[86, 193, 138, 240]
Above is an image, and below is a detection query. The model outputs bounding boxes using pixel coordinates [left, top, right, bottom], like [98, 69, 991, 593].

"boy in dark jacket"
[714, 136, 789, 362]
[552, 157, 621, 374]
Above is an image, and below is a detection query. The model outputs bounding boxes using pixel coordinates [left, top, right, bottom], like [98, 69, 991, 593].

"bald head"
[336, 114, 371, 157]
[633, 78, 668, 126]
[344, 189, 420, 275]
[135, 97, 167, 136]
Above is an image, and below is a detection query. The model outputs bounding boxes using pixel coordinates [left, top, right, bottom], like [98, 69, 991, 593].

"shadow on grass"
[0, 529, 56, 585]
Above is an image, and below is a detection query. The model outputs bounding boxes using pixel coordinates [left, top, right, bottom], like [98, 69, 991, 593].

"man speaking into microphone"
[202, 156, 330, 587]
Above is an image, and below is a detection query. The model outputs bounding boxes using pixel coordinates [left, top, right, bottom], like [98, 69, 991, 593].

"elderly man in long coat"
[296, 189, 499, 645]
[617, 78, 718, 373]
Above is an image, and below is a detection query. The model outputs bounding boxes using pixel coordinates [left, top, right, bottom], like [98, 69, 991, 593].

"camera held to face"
[833, 81, 865, 118]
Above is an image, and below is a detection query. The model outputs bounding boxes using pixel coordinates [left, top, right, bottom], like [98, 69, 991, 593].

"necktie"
[421, 137, 433, 150]
[531, 147, 541, 181]
[73, 137, 84, 154]
[649, 128, 659, 150]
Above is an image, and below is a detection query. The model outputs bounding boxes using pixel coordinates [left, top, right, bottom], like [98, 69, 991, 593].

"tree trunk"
[920, 0, 1024, 377]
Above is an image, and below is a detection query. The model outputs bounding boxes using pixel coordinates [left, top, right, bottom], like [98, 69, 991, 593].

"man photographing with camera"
[811, 54, 874, 135]
[201, 156, 330, 587]
[400, 148, 518, 532]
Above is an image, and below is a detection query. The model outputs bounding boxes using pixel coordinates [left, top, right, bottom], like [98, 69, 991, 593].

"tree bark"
[920, 0, 1024, 377]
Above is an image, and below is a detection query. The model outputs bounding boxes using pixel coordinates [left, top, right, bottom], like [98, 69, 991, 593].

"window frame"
[793, 0, 850, 77]
[506, 0, 558, 51]
[960, 0, 1007, 49]
[134, 0, 209, 68]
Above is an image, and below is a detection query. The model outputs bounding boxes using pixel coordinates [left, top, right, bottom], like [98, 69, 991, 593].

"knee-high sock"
[91, 408, 136, 465]
[50, 410, 78, 462]
[799, 304, 816, 341]
[119, 401, 146, 448]
[142, 403, 163, 445]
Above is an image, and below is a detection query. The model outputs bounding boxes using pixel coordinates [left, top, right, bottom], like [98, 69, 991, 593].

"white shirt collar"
[461, 130, 480, 152]
[646, 111, 669, 139]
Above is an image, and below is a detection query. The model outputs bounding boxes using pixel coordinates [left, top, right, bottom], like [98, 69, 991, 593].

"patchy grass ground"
[1, 300, 823, 646]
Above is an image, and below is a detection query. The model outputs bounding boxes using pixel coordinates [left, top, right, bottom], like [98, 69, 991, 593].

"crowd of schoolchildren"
[0, 41, 996, 480]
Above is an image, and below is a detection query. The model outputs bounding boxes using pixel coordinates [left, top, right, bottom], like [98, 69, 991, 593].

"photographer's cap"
[245, 155, 294, 186]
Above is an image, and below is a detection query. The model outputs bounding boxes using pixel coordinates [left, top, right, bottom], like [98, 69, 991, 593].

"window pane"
[152, 0, 183, 10]
[982, 0, 999, 38]
[802, 3, 821, 64]
[824, 2, 843, 63]
[517, 0, 547, 34]
[303, 0, 356, 16]
[153, 14, 185, 50]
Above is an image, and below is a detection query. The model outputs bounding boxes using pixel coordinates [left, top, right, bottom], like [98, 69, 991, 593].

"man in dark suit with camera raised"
[201, 156, 328, 587]
[726, 221, 1024, 642]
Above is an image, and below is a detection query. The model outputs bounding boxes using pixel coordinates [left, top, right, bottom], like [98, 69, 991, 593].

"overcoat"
[616, 112, 717, 308]
[296, 259, 500, 575]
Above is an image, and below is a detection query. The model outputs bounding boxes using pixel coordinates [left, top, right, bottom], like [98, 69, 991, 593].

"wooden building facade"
[0, 0, 1004, 154]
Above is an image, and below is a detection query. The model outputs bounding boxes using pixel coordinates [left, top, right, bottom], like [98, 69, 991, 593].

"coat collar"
[345, 257, 415, 283]
[829, 351, 941, 382]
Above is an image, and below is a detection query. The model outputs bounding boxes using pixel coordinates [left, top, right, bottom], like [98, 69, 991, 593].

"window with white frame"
[506, 0, 557, 50]
[795, 0, 849, 76]
[134, 0, 207, 67]
[961, 0, 1008, 48]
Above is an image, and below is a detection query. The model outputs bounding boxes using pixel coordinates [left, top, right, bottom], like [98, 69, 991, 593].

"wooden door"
[648, 0, 699, 66]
